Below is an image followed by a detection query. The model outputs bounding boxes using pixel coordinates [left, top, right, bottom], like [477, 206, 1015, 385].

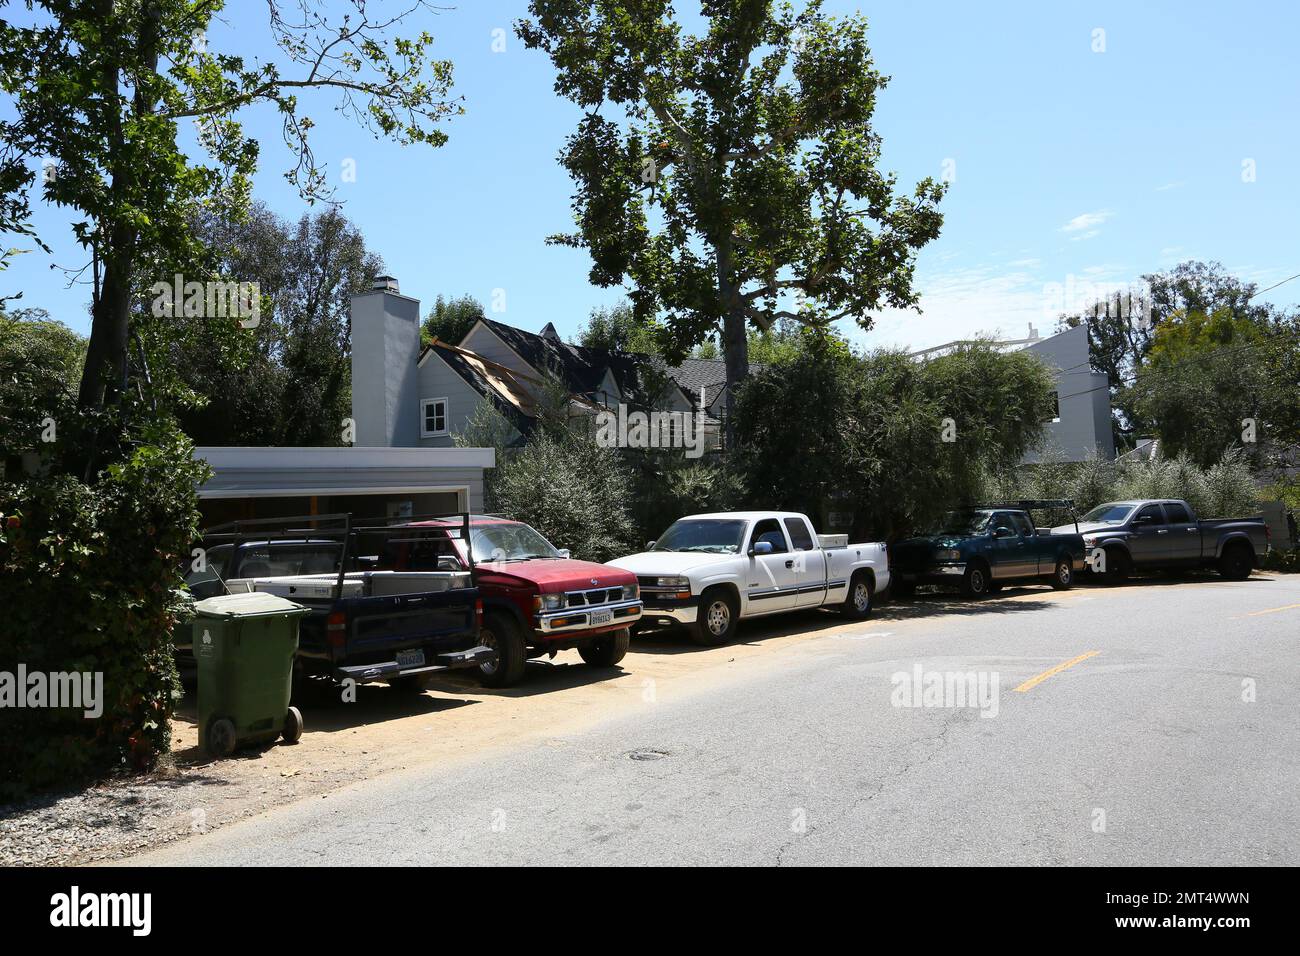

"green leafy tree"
[732, 338, 1057, 539]
[518, 0, 946, 441]
[576, 301, 663, 355]
[0, 0, 461, 422]
[1131, 301, 1298, 469]
[422, 294, 486, 346]
[1058, 260, 1284, 452]
[176, 203, 383, 445]
[0, 309, 86, 470]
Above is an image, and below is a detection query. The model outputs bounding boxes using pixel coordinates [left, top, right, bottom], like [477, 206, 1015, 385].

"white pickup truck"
[606, 511, 890, 645]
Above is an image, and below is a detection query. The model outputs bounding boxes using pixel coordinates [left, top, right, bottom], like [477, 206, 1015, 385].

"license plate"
[589, 610, 613, 626]
[396, 649, 426, 669]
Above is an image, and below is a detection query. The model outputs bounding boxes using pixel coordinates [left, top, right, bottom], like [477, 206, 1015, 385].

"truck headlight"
[538, 593, 564, 611]
[935, 549, 962, 562]
[656, 576, 690, 591]
[622, 583, 639, 600]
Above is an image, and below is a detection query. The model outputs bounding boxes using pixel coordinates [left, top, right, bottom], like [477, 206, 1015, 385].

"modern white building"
[910, 323, 1115, 463]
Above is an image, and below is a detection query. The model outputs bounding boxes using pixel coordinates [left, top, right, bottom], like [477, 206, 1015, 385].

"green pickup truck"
[890, 500, 1087, 599]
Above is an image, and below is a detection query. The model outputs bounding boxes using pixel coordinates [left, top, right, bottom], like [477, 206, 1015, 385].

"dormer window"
[422, 397, 449, 437]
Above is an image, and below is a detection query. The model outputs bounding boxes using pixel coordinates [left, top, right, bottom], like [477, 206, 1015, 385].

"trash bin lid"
[194, 591, 310, 620]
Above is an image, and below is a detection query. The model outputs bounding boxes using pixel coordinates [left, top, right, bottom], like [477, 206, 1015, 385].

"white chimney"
[350, 277, 420, 447]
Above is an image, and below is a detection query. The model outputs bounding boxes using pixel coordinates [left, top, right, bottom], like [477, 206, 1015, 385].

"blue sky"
[6, 0, 1299, 351]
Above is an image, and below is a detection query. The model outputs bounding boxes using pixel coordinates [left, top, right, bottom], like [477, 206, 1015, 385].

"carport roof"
[193, 446, 495, 499]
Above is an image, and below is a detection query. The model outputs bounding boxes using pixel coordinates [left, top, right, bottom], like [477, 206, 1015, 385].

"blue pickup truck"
[179, 514, 494, 694]
[890, 500, 1087, 599]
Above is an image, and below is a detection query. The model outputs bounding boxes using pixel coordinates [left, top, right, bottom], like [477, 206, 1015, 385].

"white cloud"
[1061, 210, 1113, 234]
[844, 259, 1142, 353]
[1069, 229, 1101, 242]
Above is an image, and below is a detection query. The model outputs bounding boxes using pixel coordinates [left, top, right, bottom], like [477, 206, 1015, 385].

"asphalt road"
[131, 574, 1300, 866]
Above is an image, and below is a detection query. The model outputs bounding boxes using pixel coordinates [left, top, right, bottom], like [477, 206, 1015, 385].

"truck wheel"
[1218, 542, 1254, 581]
[1101, 547, 1130, 584]
[1050, 557, 1074, 590]
[841, 572, 873, 619]
[478, 611, 527, 687]
[206, 717, 236, 758]
[961, 562, 992, 598]
[281, 706, 304, 743]
[690, 588, 739, 646]
[578, 628, 631, 667]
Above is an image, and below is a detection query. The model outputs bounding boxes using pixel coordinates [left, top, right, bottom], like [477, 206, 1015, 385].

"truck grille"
[565, 587, 624, 607]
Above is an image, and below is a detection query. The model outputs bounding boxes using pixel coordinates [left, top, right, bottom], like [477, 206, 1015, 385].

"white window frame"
[421, 397, 449, 437]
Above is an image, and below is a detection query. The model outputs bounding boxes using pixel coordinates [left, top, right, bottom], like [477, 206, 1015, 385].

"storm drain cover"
[628, 749, 671, 762]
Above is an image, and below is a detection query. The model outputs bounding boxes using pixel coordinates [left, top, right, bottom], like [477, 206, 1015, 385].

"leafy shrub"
[487, 428, 638, 563]
[0, 417, 208, 799]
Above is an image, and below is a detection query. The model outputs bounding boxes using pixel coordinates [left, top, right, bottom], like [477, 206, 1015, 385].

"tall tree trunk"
[716, 238, 748, 448]
[78, 246, 133, 409]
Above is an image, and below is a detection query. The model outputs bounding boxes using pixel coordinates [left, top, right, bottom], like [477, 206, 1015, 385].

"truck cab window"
[749, 519, 789, 554]
[783, 517, 816, 550]
[1134, 505, 1165, 527]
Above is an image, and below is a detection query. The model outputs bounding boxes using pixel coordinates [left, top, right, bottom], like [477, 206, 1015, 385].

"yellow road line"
[1014, 651, 1100, 693]
[1245, 602, 1300, 617]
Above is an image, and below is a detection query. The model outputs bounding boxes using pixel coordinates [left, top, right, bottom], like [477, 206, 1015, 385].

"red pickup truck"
[388, 517, 642, 686]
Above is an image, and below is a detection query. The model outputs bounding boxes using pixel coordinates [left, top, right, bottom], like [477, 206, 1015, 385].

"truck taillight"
[327, 611, 347, 649]
[475, 599, 484, 625]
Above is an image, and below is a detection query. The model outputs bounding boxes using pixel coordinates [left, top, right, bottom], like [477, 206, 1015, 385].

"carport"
[193, 446, 495, 526]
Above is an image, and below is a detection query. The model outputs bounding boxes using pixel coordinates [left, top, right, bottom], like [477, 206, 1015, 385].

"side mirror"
[750, 540, 774, 557]
[556, 549, 571, 559]
[646, 540, 656, 551]
[992, 526, 1014, 539]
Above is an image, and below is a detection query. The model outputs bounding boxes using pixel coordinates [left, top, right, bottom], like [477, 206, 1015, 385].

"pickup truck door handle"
[785, 560, 794, 569]
[1156, 529, 1168, 534]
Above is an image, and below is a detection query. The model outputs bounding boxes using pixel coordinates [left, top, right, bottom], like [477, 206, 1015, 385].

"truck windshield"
[931, 511, 993, 536]
[1081, 504, 1135, 523]
[652, 519, 747, 554]
[470, 523, 562, 562]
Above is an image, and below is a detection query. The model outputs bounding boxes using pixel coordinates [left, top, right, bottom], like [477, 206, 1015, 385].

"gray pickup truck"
[1052, 499, 1268, 581]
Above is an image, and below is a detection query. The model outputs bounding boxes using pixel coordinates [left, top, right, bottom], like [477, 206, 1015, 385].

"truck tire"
[841, 571, 874, 619]
[1218, 542, 1254, 581]
[578, 627, 631, 667]
[1050, 556, 1074, 590]
[1101, 546, 1130, 584]
[690, 588, 739, 646]
[478, 611, 527, 687]
[961, 561, 992, 598]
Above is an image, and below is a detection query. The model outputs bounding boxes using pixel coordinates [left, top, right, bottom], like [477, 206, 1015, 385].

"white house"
[910, 323, 1115, 463]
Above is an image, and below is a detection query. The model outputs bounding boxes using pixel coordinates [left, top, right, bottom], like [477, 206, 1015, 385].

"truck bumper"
[334, 644, 496, 683]
[636, 596, 699, 628]
[896, 564, 966, 586]
[535, 600, 643, 635]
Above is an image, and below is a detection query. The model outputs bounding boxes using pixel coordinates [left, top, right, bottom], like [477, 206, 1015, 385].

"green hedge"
[0, 423, 207, 799]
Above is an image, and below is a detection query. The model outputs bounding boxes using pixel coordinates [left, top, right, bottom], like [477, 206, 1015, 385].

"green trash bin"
[193, 592, 311, 757]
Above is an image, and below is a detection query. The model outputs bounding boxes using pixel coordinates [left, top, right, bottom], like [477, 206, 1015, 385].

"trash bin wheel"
[282, 706, 304, 744]
[207, 717, 237, 757]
